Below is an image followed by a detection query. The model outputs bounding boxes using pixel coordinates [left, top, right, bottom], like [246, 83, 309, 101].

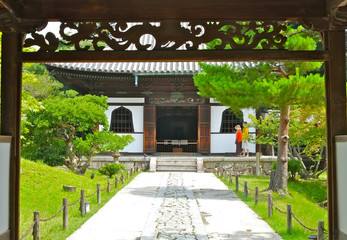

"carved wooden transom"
[23, 21, 288, 52]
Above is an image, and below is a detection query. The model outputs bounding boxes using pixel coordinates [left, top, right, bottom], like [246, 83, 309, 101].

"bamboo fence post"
[33, 211, 40, 240]
[243, 181, 248, 197]
[235, 175, 239, 192]
[229, 172, 232, 186]
[107, 179, 111, 192]
[287, 204, 292, 233]
[255, 186, 259, 205]
[97, 183, 101, 204]
[115, 176, 118, 188]
[80, 189, 85, 216]
[317, 221, 324, 240]
[267, 193, 273, 218]
[63, 198, 68, 229]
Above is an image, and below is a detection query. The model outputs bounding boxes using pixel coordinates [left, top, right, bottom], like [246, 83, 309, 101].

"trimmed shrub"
[98, 163, 125, 178]
[272, 159, 302, 180]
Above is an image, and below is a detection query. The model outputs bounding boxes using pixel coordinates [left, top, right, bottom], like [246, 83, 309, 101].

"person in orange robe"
[235, 125, 243, 157]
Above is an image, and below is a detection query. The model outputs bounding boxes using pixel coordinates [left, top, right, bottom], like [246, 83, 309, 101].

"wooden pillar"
[323, 30, 347, 240]
[143, 105, 156, 153]
[198, 105, 210, 153]
[1, 32, 23, 240]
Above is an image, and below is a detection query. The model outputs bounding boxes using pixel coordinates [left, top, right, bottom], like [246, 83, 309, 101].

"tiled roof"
[48, 62, 251, 74]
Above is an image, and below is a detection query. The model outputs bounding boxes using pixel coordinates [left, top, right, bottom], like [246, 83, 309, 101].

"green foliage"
[22, 63, 64, 100]
[21, 136, 66, 166]
[73, 131, 135, 160]
[194, 64, 324, 112]
[98, 163, 125, 178]
[272, 159, 303, 180]
[20, 159, 139, 239]
[35, 94, 109, 131]
[194, 24, 325, 190]
[218, 174, 327, 240]
[21, 95, 109, 166]
[249, 105, 326, 160]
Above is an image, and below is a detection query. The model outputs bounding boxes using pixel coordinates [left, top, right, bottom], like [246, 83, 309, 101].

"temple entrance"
[156, 106, 198, 152]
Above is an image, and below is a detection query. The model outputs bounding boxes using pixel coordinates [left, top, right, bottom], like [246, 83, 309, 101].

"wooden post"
[33, 211, 40, 240]
[229, 172, 232, 186]
[1, 32, 24, 240]
[80, 190, 85, 216]
[317, 221, 324, 240]
[224, 171, 227, 182]
[130, 167, 133, 176]
[243, 181, 248, 197]
[97, 183, 101, 204]
[267, 193, 273, 218]
[255, 186, 259, 205]
[127, 170, 130, 179]
[115, 176, 118, 188]
[107, 179, 111, 192]
[287, 204, 292, 233]
[121, 173, 125, 183]
[256, 152, 260, 175]
[63, 198, 68, 229]
[323, 30, 347, 240]
[235, 175, 239, 192]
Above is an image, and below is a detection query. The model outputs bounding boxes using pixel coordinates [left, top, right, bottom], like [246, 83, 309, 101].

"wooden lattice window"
[220, 109, 243, 133]
[110, 107, 134, 133]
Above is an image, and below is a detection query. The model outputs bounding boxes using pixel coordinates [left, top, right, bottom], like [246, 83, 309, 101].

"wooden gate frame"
[0, 18, 346, 240]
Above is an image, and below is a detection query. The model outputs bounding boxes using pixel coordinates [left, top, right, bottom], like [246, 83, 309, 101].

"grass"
[20, 159, 140, 240]
[217, 174, 328, 240]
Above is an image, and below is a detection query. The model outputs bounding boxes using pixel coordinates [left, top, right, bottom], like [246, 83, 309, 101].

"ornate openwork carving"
[149, 98, 205, 104]
[23, 21, 287, 52]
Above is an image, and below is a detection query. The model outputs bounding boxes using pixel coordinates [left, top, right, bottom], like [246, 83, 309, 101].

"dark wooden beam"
[1, 32, 23, 240]
[324, 30, 347, 240]
[0, 0, 18, 16]
[21, 50, 329, 63]
[18, 0, 325, 21]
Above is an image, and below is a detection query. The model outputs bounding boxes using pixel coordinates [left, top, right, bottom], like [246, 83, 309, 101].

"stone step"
[156, 165, 197, 172]
[156, 160, 197, 166]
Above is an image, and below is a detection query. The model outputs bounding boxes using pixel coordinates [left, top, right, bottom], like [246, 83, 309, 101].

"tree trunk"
[268, 105, 290, 196]
[76, 145, 97, 175]
[63, 138, 77, 171]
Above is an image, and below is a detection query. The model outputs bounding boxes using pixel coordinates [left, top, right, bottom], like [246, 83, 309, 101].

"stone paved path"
[67, 172, 282, 240]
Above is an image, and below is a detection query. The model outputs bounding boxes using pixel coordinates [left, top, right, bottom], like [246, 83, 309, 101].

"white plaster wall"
[0, 140, 10, 234]
[210, 106, 256, 153]
[118, 133, 144, 153]
[336, 137, 347, 236]
[101, 105, 144, 153]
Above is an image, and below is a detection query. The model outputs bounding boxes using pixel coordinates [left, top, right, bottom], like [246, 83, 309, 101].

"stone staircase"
[155, 157, 198, 172]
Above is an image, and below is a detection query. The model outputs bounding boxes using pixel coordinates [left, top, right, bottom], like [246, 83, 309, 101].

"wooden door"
[144, 105, 156, 153]
[198, 105, 210, 153]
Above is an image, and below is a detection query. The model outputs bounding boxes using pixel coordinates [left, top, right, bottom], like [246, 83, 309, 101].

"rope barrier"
[40, 205, 65, 222]
[85, 189, 98, 198]
[19, 220, 37, 240]
[273, 204, 287, 214]
[291, 212, 317, 232]
[100, 187, 107, 191]
[68, 197, 81, 207]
